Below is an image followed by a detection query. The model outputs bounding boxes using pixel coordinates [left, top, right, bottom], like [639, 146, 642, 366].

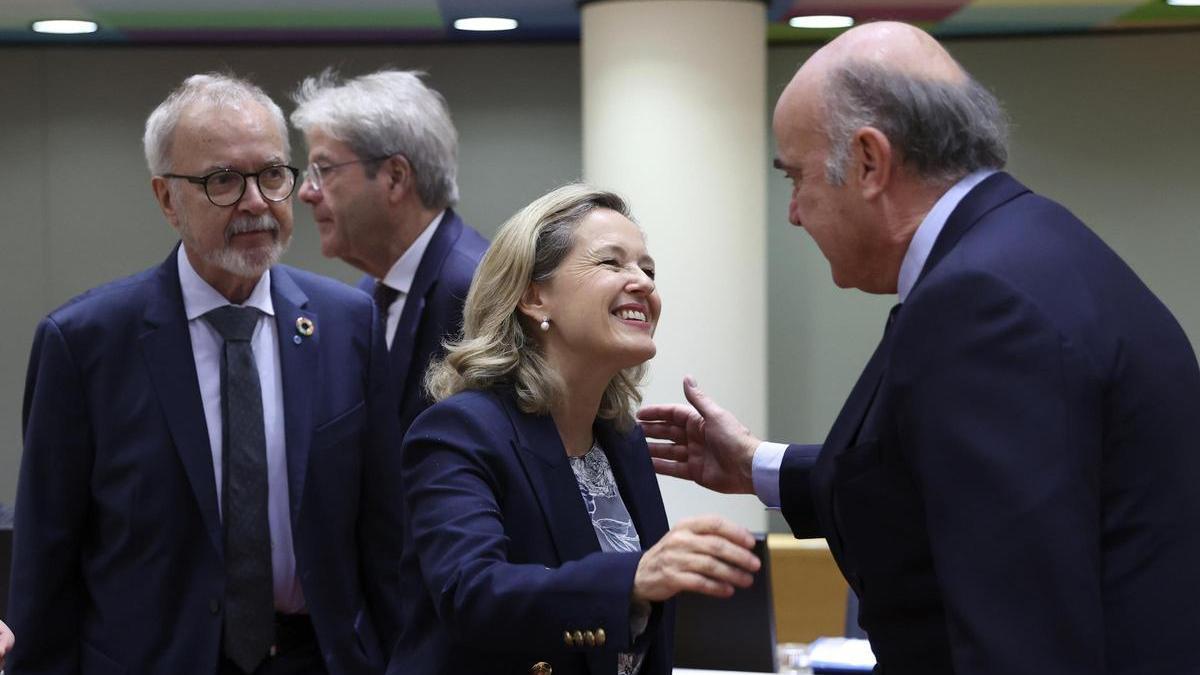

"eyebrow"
[594, 243, 655, 267]
[196, 157, 286, 174]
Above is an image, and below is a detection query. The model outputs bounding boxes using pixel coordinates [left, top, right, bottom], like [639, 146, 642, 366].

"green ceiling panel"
[1116, 0, 1200, 22]
[938, 3, 1142, 34]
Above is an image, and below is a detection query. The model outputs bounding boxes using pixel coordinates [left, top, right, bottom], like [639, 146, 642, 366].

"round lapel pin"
[296, 316, 315, 337]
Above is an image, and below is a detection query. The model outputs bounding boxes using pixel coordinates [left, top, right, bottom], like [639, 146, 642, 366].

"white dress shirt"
[751, 170, 997, 508]
[377, 210, 445, 349]
[177, 247, 305, 612]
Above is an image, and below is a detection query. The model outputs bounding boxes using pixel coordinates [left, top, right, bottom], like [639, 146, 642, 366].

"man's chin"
[210, 241, 287, 279]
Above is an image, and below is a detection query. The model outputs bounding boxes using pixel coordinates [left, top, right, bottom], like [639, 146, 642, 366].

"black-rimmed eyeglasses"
[303, 154, 396, 192]
[161, 165, 300, 207]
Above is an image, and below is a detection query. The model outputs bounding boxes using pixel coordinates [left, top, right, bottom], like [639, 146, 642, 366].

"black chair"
[844, 589, 867, 638]
[674, 535, 778, 672]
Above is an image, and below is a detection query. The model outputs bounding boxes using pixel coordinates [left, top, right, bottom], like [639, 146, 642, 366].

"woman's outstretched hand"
[632, 515, 761, 604]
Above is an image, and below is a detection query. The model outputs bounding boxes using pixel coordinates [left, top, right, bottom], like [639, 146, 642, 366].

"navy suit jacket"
[780, 173, 1200, 674]
[9, 248, 405, 675]
[389, 389, 674, 675]
[357, 209, 487, 436]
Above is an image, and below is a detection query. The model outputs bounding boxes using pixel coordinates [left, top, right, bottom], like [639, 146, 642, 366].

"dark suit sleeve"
[779, 444, 823, 538]
[357, 306, 406, 654]
[403, 399, 644, 653]
[892, 271, 1105, 674]
[9, 318, 92, 673]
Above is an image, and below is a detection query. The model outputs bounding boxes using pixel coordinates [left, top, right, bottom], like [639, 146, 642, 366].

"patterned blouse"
[568, 443, 650, 675]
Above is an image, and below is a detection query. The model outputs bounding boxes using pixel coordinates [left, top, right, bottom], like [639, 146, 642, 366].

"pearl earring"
[540, 318, 550, 332]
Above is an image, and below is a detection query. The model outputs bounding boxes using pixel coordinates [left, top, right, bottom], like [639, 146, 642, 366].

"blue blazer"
[780, 173, 1200, 674]
[9, 248, 405, 675]
[389, 388, 674, 675]
[357, 209, 488, 436]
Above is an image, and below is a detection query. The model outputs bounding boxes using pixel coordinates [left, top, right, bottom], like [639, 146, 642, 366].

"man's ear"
[852, 126, 893, 200]
[151, 176, 181, 230]
[517, 281, 548, 323]
[384, 155, 415, 204]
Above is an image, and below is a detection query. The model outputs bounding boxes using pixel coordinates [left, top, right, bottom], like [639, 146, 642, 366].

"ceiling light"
[789, 15, 855, 29]
[31, 19, 99, 34]
[453, 17, 519, 32]
[1166, 0, 1200, 5]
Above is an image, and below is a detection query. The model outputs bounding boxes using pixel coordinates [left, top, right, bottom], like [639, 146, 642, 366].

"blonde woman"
[388, 185, 760, 675]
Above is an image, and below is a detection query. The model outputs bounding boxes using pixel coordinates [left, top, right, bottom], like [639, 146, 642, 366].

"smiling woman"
[389, 183, 762, 675]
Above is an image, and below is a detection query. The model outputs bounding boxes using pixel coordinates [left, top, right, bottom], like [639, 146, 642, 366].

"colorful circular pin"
[296, 316, 315, 337]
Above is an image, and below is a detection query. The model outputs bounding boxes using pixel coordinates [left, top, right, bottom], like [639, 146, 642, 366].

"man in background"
[642, 21, 1200, 675]
[292, 70, 488, 436]
[9, 73, 403, 674]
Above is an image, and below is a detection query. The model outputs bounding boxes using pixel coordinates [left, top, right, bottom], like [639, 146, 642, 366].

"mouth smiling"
[613, 304, 650, 326]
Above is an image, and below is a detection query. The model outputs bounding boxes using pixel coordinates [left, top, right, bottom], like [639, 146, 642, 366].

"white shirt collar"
[176, 244, 275, 319]
[897, 169, 997, 303]
[379, 210, 446, 294]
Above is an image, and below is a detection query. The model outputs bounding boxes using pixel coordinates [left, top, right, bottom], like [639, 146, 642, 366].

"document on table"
[809, 637, 877, 672]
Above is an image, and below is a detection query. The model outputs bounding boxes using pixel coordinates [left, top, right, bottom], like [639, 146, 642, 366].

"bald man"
[641, 22, 1200, 675]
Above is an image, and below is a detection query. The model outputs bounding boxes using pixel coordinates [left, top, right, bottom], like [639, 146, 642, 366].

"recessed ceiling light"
[31, 19, 99, 34]
[453, 17, 519, 32]
[1166, 0, 1200, 5]
[789, 15, 855, 29]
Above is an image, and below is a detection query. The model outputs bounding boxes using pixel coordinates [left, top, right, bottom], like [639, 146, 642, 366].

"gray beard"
[180, 212, 290, 279]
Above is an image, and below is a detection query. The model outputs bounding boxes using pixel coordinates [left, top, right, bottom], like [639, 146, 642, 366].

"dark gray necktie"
[372, 281, 400, 314]
[205, 305, 273, 673]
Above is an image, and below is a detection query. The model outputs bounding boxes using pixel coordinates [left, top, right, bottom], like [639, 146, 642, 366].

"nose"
[626, 267, 655, 295]
[788, 198, 803, 228]
[298, 178, 319, 205]
[237, 177, 270, 214]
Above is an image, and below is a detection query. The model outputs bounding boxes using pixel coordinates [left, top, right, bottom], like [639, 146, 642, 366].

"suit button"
[595, 628, 606, 647]
[572, 630, 583, 646]
[563, 631, 574, 647]
[583, 630, 595, 647]
[530, 661, 552, 675]
[209, 599, 220, 615]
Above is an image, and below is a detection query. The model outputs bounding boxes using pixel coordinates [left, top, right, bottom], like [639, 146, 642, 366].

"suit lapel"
[818, 173, 1030, 565]
[271, 267, 316, 524]
[813, 311, 897, 567]
[913, 171, 1030, 292]
[500, 393, 600, 564]
[389, 211, 465, 388]
[825, 173, 1029, 466]
[139, 249, 223, 557]
[598, 423, 668, 549]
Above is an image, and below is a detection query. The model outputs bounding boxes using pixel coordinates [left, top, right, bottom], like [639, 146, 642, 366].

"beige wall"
[765, 31, 1200, 467]
[0, 44, 582, 503]
[2, 30, 1198, 516]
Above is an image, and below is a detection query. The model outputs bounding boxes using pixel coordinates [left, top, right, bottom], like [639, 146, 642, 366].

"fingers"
[634, 516, 762, 602]
[677, 515, 758, 551]
[682, 375, 723, 419]
[646, 440, 687, 462]
[639, 419, 689, 444]
[637, 403, 696, 426]
[651, 456, 691, 480]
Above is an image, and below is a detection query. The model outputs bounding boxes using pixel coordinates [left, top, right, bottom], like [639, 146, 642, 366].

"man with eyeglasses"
[8, 73, 404, 675]
[291, 69, 488, 439]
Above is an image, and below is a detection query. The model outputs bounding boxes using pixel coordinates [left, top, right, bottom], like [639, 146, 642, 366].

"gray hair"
[822, 61, 1008, 186]
[290, 69, 459, 209]
[425, 183, 646, 430]
[143, 72, 289, 175]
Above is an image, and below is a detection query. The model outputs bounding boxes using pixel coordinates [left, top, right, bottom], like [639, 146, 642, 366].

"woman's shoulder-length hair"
[425, 183, 648, 430]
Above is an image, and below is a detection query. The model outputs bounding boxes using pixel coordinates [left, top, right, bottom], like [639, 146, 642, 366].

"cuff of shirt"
[752, 441, 788, 508]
